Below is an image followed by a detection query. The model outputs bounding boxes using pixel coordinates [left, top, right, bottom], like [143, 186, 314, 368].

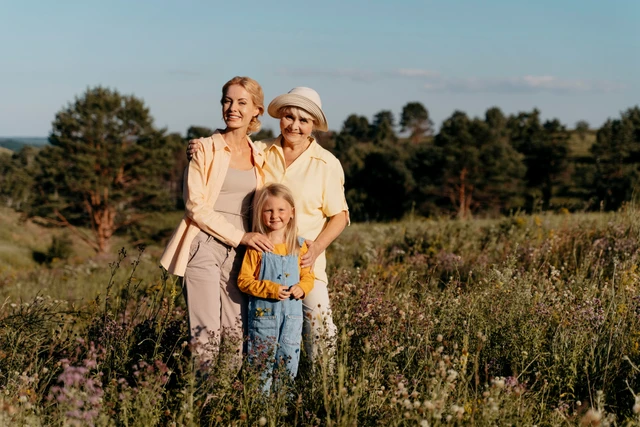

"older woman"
[189, 87, 349, 361]
[161, 76, 274, 368]
[260, 87, 349, 360]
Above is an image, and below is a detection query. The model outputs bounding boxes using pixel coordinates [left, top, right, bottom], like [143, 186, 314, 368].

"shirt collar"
[211, 130, 264, 162]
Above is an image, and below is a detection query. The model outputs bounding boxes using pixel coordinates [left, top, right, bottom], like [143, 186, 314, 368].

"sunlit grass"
[3, 206, 640, 425]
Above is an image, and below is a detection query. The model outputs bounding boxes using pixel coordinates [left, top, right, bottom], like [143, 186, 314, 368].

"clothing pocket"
[250, 315, 278, 350]
[187, 240, 201, 264]
[281, 314, 303, 346]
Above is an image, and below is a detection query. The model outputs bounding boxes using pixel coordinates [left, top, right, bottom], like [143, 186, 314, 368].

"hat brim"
[267, 94, 328, 132]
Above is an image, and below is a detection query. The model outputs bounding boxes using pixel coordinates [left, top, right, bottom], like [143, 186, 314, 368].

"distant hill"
[0, 137, 48, 152]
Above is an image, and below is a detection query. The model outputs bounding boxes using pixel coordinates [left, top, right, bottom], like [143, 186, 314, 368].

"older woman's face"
[222, 85, 259, 131]
[279, 108, 314, 147]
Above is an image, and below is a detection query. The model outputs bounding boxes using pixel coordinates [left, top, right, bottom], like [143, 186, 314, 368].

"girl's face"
[279, 108, 315, 147]
[261, 195, 294, 232]
[222, 85, 259, 130]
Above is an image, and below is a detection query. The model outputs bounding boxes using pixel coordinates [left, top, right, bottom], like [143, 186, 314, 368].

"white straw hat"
[267, 87, 328, 132]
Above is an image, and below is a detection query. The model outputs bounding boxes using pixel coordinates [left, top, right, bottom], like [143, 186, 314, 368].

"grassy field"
[2, 206, 640, 425]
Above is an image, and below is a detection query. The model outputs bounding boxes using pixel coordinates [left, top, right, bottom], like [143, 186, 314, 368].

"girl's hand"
[241, 232, 274, 252]
[277, 285, 291, 301]
[301, 240, 321, 270]
[186, 139, 202, 161]
[289, 285, 305, 300]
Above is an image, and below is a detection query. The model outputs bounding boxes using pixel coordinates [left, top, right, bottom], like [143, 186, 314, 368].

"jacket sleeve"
[184, 141, 245, 247]
[237, 248, 281, 299]
[297, 243, 315, 297]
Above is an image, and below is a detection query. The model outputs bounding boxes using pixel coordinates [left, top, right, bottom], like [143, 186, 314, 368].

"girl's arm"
[237, 249, 284, 299]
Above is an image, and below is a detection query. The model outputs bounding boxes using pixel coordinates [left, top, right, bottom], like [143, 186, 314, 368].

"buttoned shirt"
[255, 136, 349, 284]
[161, 131, 265, 276]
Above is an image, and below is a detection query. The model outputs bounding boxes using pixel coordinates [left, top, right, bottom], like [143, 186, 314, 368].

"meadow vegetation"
[2, 206, 640, 425]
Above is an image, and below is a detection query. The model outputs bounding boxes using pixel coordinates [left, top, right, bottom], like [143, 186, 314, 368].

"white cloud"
[423, 75, 625, 93]
[276, 67, 625, 94]
[277, 68, 375, 82]
[392, 68, 440, 78]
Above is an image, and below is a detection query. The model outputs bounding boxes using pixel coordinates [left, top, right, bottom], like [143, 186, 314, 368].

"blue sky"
[1, 0, 638, 136]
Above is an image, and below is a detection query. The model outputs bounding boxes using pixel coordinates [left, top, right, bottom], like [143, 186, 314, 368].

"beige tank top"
[213, 167, 256, 232]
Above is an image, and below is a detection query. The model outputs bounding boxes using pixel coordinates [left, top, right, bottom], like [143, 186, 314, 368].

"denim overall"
[247, 237, 305, 392]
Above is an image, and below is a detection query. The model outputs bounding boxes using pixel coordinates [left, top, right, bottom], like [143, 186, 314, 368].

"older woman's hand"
[186, 139, 202, 161]
[241, 232, 275, 253]
[301, 240, 321, 270]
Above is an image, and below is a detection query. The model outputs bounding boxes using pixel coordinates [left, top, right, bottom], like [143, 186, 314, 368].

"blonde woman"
[162, 76, 274, 367]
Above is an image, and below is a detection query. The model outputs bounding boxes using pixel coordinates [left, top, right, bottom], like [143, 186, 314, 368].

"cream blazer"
[160, 131, 265, 276]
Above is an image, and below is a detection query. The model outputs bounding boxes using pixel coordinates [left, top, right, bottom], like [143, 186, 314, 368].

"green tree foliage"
[400, 102, 433, 144]
[29, 86, 170, 253]
[590, 107, 640, 210]
[251, 128, 275, 141]
[434, 110, 525, 218]
[508, 110, 570, 210]
[0, 146, 38, 210]
[370, 110, 397, 144]
[341, 114, 370, 141]
[186, 126, 214, 140]
[344, 141, 415, 221]
[575, 120, 590, 141]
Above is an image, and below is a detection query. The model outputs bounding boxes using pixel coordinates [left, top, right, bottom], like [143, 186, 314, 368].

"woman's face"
[222, 85, 259, 131]
[279, 108, 315, 147]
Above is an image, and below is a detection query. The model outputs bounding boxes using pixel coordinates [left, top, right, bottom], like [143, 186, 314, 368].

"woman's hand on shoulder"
[301, 240, 321, 270]
[241, 232, 275, 252]
[186, 139, 203, 161]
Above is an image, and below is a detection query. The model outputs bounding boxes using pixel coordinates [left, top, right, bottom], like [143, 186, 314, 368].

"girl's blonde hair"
[221, 76, 265, 134]
[252, 183, 300, 256]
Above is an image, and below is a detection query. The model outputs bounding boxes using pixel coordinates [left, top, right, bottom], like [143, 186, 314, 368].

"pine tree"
[30, 86, 170, 253]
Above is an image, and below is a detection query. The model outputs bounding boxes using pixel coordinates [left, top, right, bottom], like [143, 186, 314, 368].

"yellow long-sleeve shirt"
[237, 242, 315, 300]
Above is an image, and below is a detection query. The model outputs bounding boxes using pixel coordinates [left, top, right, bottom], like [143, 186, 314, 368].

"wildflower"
[259, 417, 267, 426]
[420, 421, 430, 427]
[580, 408, 602, 426]
[436, 334, 443, 342]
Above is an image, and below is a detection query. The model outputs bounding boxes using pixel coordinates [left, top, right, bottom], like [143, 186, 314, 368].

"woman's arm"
[301, 210, 349, 269]
[185, 142, 244, 247]
[186, 139, 273, 252]
[292, 243, 316, 298]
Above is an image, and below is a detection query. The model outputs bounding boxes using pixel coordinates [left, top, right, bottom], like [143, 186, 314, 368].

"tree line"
[1, 86, 639, 252]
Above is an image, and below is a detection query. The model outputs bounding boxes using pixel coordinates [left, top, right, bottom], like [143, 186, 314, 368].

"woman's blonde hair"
[221, 76, 264, 134]
[252, 183, 300, 256]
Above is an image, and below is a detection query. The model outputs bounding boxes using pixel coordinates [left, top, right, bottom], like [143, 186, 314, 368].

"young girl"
[237, 183, 314, 391]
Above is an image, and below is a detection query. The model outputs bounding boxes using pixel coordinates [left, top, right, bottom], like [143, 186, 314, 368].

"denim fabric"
[247, 238, 305, 392]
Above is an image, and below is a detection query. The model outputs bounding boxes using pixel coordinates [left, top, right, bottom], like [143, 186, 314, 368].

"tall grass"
[2, 207, 640, 425]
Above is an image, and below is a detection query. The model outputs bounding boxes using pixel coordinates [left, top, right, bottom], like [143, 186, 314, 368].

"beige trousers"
[183, 231, 246, 367]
